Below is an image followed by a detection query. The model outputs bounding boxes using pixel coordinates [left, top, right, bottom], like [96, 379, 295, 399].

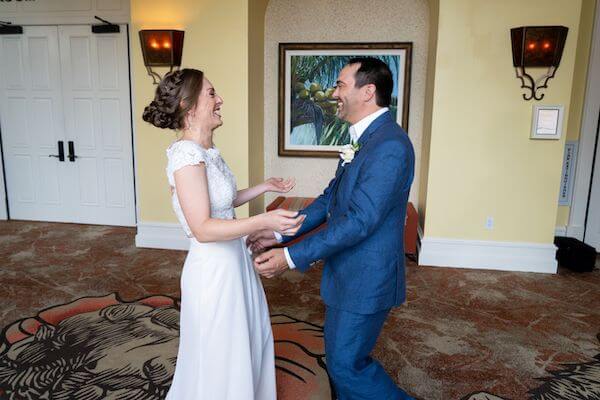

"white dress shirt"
[277, 107, 389, 269]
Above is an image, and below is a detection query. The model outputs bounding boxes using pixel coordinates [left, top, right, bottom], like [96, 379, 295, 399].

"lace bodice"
[166, 140, 237, 237]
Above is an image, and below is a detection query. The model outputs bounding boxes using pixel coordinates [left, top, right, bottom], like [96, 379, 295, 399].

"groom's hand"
[254, 249, 289, 278]
[246, 229, 280, 253]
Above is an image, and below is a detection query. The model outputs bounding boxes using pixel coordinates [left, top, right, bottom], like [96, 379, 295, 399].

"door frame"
[0, 129, 6, 220]
[569, 1, 600, 240]
[0, 2, 137, 225]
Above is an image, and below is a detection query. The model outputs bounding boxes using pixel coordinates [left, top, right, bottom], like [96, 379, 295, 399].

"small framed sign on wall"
[531, 105, 564, 140]
[558, 141, 578, 206]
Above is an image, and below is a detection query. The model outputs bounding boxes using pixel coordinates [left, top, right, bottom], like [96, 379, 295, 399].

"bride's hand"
[264, 177, 295, 193]
[246, 229, 279, 253]
[261, 209, 305, 235]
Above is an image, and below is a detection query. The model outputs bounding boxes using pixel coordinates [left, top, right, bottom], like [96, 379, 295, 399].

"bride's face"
[189, 77, 224, 131]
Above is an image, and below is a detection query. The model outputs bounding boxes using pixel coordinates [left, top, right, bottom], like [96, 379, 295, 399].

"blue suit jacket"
[283, 111, 415, 314]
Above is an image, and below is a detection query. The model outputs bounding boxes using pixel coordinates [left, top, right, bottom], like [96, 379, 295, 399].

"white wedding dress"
[165, 140, 276, 400]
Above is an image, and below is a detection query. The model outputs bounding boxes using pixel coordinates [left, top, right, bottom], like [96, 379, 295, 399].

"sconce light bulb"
[163, 42, 171, 49]
[150, 41, 159, 49]
[528, 42, 536, 50]
[543, 42, 551, 49]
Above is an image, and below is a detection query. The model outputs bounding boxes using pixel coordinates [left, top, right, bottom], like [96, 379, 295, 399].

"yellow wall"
[129, 0, 593, 236]
[424, 0, 582, 244]
[131, 0, 250, 222]
[418, 0, 439, 229]
[248, 0, 269, 216]
[556, 0, 597, 228]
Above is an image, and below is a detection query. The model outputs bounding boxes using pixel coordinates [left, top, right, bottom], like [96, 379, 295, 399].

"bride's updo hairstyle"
[142, 68, 204, 130]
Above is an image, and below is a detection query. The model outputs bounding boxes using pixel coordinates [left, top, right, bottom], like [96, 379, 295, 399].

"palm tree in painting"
[290, 55, 399, 147]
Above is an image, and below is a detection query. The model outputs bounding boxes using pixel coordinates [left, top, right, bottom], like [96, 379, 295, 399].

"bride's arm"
[233, 184, 268, 208]
[175, 165, 303, 242]
[233, 177, 295, 208]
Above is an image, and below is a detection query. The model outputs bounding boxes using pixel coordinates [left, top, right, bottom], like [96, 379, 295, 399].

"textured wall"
[264, 0, 430, 206]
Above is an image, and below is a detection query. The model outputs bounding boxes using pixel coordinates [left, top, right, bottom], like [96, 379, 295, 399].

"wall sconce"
[510, 26, 568, 101]
[139, 29, 185, 84]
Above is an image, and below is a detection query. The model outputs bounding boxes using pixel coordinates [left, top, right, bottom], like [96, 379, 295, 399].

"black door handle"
[67, 141, 78, 162]
[49, 141, 65, 161]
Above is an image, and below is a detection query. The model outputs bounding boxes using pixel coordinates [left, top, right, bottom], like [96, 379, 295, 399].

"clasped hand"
[248, 209, 305, 278]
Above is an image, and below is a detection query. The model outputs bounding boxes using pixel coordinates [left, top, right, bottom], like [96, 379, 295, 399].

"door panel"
[0, 26, 72, 222]
[58, 24, 135, 226]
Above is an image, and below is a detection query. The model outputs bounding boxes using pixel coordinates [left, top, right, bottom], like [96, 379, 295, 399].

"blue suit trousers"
[324, 306, 414, 400]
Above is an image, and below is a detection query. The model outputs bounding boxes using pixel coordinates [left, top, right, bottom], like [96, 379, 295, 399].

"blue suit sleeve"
[280, 168, 339, 244]
[287, 140, 411, 271]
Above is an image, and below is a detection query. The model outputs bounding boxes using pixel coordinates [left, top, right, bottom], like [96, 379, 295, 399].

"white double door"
[0, 25, 135, 226]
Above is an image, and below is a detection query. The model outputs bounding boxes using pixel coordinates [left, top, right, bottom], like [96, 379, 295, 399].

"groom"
[252, 57, 415, 399]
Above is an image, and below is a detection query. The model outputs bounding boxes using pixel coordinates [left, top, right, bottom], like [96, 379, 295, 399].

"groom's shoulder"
[372, 121, 411, 148]
[366, 124, 414, 166]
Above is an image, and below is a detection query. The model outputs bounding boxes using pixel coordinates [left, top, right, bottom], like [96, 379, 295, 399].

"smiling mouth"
[213, 107, 222, 118]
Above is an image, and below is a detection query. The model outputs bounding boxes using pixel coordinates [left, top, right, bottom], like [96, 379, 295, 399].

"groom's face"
[333, 63, 363, 125]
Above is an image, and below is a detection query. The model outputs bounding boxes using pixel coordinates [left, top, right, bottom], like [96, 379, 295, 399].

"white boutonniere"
[339, 141, 361, 166]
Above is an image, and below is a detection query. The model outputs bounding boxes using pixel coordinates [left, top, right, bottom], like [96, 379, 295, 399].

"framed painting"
[278, 42, 412, 157]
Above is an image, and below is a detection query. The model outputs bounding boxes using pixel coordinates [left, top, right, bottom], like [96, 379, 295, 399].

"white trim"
[0, 158, 6, 220]
[569, 3, 600, 240]
[0, 14, 131, 26]
[566, 224, 585, 239]
[126, 23, 142, 228]
[555, 226, 567, 236]
[135, 222, 190, 251]
[0, 1, 130, 26]
[419, 237, 557, 273]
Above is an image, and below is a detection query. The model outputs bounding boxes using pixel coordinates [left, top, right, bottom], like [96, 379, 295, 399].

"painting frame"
[278, 42, 412, 158]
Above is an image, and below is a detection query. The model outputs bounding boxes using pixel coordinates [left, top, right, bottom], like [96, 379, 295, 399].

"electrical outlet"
[485, 216, 494, 230]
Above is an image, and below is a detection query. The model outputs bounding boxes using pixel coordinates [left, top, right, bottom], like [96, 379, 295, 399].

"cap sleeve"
[168, 141, 207, 174]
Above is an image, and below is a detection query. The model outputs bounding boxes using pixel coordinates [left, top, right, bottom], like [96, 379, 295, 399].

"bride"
[142, 68, 305, 399]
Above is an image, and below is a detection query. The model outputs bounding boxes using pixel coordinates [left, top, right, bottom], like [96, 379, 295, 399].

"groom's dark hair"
[348, 57, 393, 107]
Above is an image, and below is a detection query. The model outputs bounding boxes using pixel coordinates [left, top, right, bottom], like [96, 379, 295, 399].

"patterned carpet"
[1, 221, 599, 399]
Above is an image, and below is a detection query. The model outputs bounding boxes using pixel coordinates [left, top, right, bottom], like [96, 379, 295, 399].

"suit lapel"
[327, 111, 393, 212]
[327, 160, 344, 212]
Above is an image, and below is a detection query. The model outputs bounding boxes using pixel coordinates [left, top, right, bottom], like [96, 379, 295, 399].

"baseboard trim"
[555, 225, 585, 240]
[566, 225, 585, 241]
[419, 237, 557, 273]
[135, 222, 189, 251]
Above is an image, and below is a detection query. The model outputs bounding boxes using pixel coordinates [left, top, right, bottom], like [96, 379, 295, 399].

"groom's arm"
[287, 140, 411, 272]
[278, 166, 339, 244]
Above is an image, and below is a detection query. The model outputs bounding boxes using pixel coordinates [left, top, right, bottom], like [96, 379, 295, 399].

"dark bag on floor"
[554, 236, 597, 272]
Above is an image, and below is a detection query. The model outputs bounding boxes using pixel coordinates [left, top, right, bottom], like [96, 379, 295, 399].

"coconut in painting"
[278, 43, 412, 157]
